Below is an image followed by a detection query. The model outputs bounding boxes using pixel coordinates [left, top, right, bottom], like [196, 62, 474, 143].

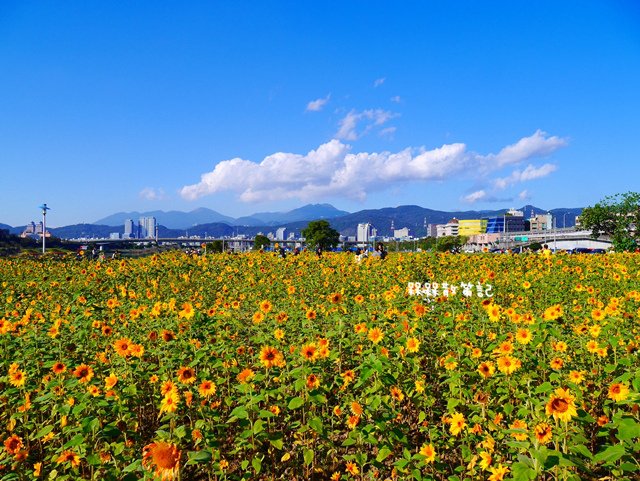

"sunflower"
[497, 355, 521, 375]
[350, 401, 363, 416]
[368, 327, 384, 344]
[568, 370, 585, 384]
[252, 311, 265, 324]
[306, 374, 320, 389]
[259, 300, 272, 313]
[354, 294, 365, 304]
[419, 443, 436, 463]
[300, 343, 317, 361]
[176, 367, 196, 385]
[515, 328, 532, 345]
[142, 441, 181, 480]
[546, 388, 577, 422]
[390, 386, 404, 402]
[305, 309, 317, 320]
[178, 302, 195, 320]
[96, 373, 113, 392]
[449, 412, 466, 436]
[327, 292, 343, 304]
[534, 422, 553, 444]
[478, 361, 495, 378]
[113, 337, 132, 357]
[73, 364, 94, 383]
[341, 370, 355, 385]
[259, 346, 283, 369]
[9, 369, 26, 387]
[161, 330, 175, 342]
[509, 419, 528, 441]
[406, 337, 420, 353]
[56, 450, 81, 468]
[346, 415, 360, 429]
[4, 435, 23, 455]
[550, 357, 564, 370]
[237, 368, 255, 383]
[198, 380, 217, 398]
[345, 462, 359, 475]
[488, 464, 509, 481]
[274, 328, 285, 340]
[607, 382, 629, 402]
[160, 391, 180, 413]
[591, 308, 605, 321]
[478, 451, 492, 470]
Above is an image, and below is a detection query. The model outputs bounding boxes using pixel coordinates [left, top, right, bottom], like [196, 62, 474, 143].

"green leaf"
[252, 455, 262, 474]
[308, 416, 323, 434]
[123, 460, 142, 473]
[535, 382, 553, 394]
[511, 461, 537, 481]
[570, 444, 593, 460]
[229, 406, 249, 420]
[187, 450, 212, 465]
[269, 434, 284, 450]
[303, 448, 314, 466]
[593, 444, 626, 464]
[253, 419, 264, 434]
[33, 425, 54, 440]
[288, 396, 304, 410]
[376, 447, 392, 462]
[616, 417, 640, 441]
[63, 434, 85, 448]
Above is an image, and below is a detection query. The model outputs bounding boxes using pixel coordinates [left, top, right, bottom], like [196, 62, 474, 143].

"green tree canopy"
[580, 191, 640, 252]
[253, 234, 271, 251]
[301, 220, 340, 251]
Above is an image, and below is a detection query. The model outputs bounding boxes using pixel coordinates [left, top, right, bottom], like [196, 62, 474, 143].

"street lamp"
[38, 203, 50, 254]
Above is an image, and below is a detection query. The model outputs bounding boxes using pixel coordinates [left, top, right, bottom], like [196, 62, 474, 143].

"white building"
[357, 223, 376, 244]
[138, 217, 157, 239]
[436, 218, 459, 237]
[393, 227, 410, 239]
[275, 227, 287, 241]
[124, 219, 135, 239]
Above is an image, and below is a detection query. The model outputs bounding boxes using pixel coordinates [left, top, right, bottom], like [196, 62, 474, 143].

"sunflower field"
[1, 250, 639, 480]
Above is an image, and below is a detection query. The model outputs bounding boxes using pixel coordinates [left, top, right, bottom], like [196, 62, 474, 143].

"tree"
[253, 234, 271, 251]
[579, 192, 640, 252]
[301, 220, 340, 251]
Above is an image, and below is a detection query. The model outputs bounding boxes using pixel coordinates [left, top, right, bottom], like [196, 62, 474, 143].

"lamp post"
[38, 204, 50, 254]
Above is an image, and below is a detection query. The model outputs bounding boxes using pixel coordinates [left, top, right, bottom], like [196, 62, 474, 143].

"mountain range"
[1, 203, 583, 239]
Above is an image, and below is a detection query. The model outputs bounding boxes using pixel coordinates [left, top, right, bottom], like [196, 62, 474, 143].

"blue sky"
[1, 1, 639, 227]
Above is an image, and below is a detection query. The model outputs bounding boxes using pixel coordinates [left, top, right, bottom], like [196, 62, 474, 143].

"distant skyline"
[2, 1, 639, 227]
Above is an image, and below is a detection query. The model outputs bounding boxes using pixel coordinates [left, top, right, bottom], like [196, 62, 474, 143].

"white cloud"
[305, 94, 330, 112]
[462, 190, 487, 203]
[373, 77, 386, 87]
[139, 187, 166, 201]
[390, 95, 402, 103]
[335, 109, 398, 140]
[494, 163, 558, 190]
[518, 190, 531, 201]
[487, 129, 567, 169]
[180, 131, 566, 204]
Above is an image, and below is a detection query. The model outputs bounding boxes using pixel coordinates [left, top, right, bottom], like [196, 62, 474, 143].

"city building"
[485, 215, 526, 233]
[393, 227, 411, 239]
[529, 213, 553, 231]
[138, 217, 157, 239]
[425, 224, 438, 237]
[109, 232, 120, 240]
[436, 218, 459, 237]
[124, 219, 135, 239]
[458, 219, 487, 237]
[275, 227, 287, 241]
[357, 223, 376, 244]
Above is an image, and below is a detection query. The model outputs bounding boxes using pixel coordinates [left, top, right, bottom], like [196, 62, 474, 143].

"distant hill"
[237, 203, 350, 226]
[94, 208, 236, 230]
[0, 223, 13, 232]
[10, 203, 582, 240]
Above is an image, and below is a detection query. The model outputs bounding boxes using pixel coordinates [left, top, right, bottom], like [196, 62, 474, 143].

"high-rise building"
[137, 217, 157, 239]
[124, 219, 135, 239]
[436, 218, 459, 237]
[275, 227, 287, 241]
[357, 223, 376, 244]
[393, 227, 410, 239]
